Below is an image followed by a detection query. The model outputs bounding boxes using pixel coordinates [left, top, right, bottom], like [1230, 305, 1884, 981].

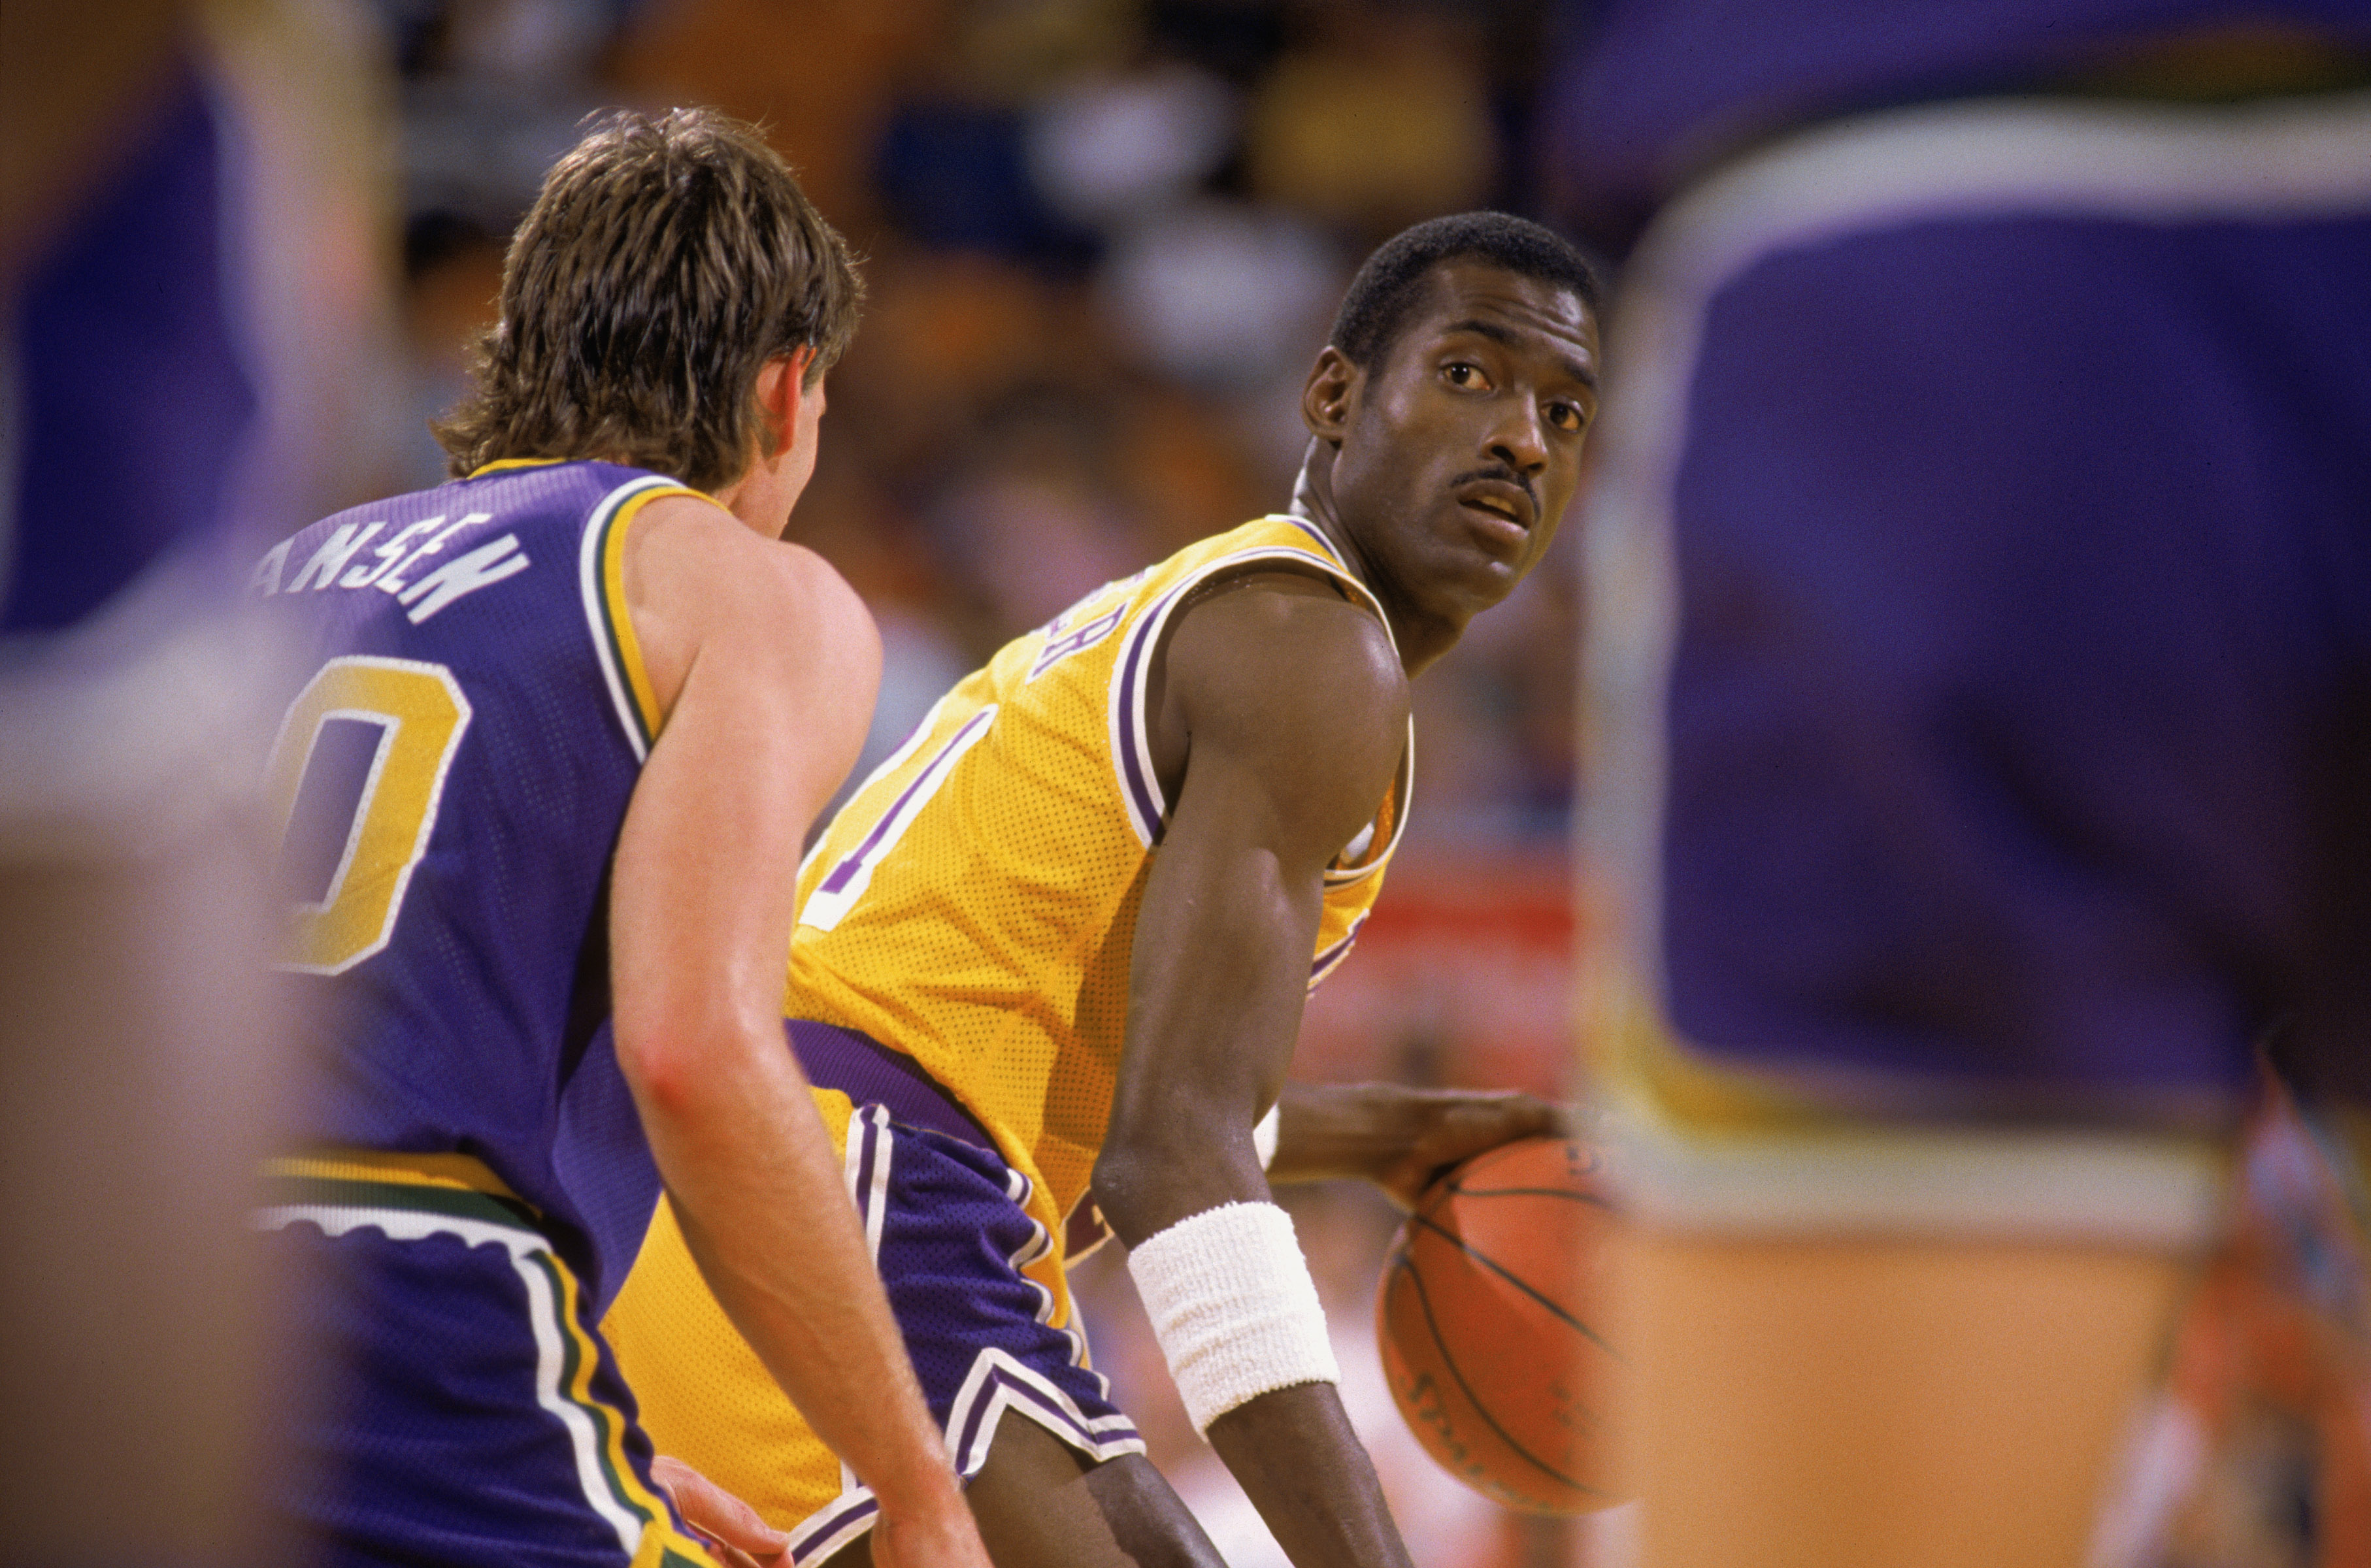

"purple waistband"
[785, 1018, 995, 1152]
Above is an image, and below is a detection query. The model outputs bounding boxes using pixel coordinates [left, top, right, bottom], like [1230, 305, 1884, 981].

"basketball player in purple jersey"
[1546, 4, 2371, 1563]
[247, 111, 987, 1568]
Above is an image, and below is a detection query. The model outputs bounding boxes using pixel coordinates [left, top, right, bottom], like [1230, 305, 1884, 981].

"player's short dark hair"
[1329, 213, 1600, 372]
[435, 108, 863, 493]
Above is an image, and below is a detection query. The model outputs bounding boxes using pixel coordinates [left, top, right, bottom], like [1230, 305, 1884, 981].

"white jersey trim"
[576, 472, 682, 766]
[1103, 531, 1402, 851]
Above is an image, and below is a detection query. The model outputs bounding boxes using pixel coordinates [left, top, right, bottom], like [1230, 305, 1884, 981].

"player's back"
[249, 458, 697, 1273]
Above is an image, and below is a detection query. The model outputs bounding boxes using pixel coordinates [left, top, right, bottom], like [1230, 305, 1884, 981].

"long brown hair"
[434, 108, 863, 493]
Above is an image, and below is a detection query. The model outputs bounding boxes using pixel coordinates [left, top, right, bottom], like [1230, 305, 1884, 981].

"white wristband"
[1126, 1201, 1338, 1435]
[1253, 1104, 1280, 1171]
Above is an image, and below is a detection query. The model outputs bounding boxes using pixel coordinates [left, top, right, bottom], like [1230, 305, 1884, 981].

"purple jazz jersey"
[1658, 203, 2371, 1126]
[252, 459, 678, 1299]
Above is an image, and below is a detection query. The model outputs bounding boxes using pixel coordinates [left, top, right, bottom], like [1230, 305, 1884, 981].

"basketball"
[1376, 1135, 1620, 1514]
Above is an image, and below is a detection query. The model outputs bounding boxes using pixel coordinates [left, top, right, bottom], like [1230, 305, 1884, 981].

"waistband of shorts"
[786, 1018, 996, 1152]
[259, 1147, 548, 1238]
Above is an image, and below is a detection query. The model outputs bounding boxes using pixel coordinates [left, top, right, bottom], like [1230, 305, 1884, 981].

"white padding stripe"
[1606, 1092, 2230, 1248]
[1127, 1201, 1336, 1434]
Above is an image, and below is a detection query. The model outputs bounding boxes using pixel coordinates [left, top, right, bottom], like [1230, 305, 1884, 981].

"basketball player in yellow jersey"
[608, 214, 1603, 1567]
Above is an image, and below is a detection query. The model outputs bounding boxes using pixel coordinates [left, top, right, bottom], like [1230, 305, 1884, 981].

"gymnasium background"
[59, 1, 2368, 1565]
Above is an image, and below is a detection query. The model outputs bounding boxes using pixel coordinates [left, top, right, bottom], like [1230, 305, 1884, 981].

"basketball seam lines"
[1438, 1184, 1613, 1205]
[1391, 1256, 1614, 1499]
[1403, 1211, 1620, 1358]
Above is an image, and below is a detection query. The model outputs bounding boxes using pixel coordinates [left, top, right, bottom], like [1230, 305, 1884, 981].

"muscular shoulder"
[622, 494, 878, 721]
[1157, 570, 1407, 857]
[1171, 569, 1403, 733]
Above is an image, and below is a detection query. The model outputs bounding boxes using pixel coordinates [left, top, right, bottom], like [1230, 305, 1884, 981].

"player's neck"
[1288, 445, 1461, 678]
[710, 463, 796, 541]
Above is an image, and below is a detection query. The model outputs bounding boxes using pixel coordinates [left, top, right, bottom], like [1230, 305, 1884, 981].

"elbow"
[1093, 1113, 1260, 1247]
[1090, 1140, 1170, 1247]
[1090, 1140, 1155, 1230]
[614, 1023, 701, 1120]
[611, 996, 749, 1122]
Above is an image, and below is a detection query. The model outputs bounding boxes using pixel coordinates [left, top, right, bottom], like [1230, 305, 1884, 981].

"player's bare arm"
[1093, 568, 1418, 1568]
[1264, 1081, 1575, 1209]
[610, 476, 986, 1568]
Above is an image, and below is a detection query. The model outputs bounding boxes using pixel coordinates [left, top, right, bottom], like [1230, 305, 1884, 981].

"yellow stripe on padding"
[1593, 960, 1836, 1136]
[600, 484, 704, 743]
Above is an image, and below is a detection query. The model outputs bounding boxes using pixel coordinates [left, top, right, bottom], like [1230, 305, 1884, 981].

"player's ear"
[750, 348, 815, 459]
[1302, 346, 1357, 446]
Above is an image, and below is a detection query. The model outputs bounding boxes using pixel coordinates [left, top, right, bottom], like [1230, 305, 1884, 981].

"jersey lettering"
[1027, 602, 1125, 681]
[247, 511, 507, 608]
[397, 533, 531, 623]
[376, 512, 494, 595]
[248, 538, 291, 596]
[801, 706, 998, 934]
[266, 656, 473, 974]
[340, 515, 445, 588]
[286, 521, 386, 591]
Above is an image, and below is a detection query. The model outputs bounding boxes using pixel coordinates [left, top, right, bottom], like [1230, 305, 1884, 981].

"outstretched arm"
[1267, 1080, 1577, 1207]
[1091, 572, 1416, 1568]
[609, 498, 986, 1568]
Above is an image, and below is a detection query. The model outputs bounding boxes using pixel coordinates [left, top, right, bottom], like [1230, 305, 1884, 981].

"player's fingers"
[1527, 1096, 1587, 1139]
[650, 1455, 791, 1558]
[1412, 1094, 1559, 1164]
[1372, 1093, 1593, 1207]
[1386, 1098, 1591, 1206]
[1376, 1156, 1432, 1209]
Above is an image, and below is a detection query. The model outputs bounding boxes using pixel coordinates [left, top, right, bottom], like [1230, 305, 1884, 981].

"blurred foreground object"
[1558, 3, 2371, 1564]
[0, 0, 402, 1559]
[2096, 1089, 2371, 1568]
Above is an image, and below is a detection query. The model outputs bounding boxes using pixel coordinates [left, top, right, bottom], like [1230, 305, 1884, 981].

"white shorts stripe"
[253, 1203, 648, 1557]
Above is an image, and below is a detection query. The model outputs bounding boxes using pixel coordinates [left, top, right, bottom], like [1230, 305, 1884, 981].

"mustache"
[1450, 465, 1538, 510]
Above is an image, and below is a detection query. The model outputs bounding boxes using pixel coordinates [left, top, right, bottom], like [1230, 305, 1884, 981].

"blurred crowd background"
[8, 1, 2367, 1565]
[382, 0, 1585, 860]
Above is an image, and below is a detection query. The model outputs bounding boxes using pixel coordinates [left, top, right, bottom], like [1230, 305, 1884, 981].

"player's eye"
[1546, 400, 1587, 433]
[1443, 362, 1489, 390]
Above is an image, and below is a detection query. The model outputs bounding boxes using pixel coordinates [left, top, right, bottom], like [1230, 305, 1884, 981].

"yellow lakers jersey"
[600, 515, 1412, 1535]
[792, 512, 1410, 1242]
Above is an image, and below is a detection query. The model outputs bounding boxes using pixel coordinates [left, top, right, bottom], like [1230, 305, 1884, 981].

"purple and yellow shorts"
[603, 1021, 1144, 1565]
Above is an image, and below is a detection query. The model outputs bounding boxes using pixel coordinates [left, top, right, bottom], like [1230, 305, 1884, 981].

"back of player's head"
[435, 108, 863, 492]
[1329, 213, 1600, 372]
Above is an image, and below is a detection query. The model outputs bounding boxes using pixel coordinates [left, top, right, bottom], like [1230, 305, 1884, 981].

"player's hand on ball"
[1370, 1086, 1576, 1209]
[651, 1455, 788, 1567]
[1268, 1081, 1582, 1208]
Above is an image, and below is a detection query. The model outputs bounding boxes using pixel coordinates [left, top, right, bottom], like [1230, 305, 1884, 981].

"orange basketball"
[1376, 1135, 1621, 1514]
